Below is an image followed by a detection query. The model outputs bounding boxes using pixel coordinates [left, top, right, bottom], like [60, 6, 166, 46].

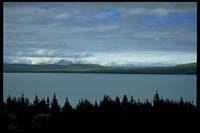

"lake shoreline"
[4, 63, 196, 74]
[3, 72, 197, 75]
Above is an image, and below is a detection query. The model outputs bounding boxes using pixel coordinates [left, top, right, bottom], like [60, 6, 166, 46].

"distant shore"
[3, 63, 197, 74]
[3, 71, 196, 75]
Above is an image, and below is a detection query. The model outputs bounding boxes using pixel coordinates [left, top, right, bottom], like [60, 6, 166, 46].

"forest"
[2, 92, 200, 132]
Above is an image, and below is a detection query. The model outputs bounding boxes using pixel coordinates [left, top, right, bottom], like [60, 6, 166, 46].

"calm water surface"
[3, 73, 196, 106]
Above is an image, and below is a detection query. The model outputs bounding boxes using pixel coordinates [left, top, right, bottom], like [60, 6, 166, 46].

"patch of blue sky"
[94, 9, 121, 24]
[140, 12, 196, 30]
[165, 12, 196, 28]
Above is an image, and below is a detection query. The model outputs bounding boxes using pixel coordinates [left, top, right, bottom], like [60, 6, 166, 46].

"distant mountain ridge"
[175, 62, 196, 67]
[3, 62, 196, 74]
[56, 60, 73, 65]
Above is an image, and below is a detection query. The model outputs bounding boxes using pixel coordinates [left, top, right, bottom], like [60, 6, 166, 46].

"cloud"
[33, 49, 55, 57]
[126, 7, 192, 17]
[128, 8, 169, 16]
[4, 51, 197, 66]
[4, 56, 33, 64]
[92, 10, 121, 20]
[54, 14, 71, 19]
[3, 2, 197, 66]
[120, 2, 196, 16]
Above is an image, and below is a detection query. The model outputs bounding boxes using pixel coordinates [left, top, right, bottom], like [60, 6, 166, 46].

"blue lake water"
[3, 73, 196, 106]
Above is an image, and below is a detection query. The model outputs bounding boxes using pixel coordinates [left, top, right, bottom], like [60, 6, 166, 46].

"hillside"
[3, 63, 197, 74]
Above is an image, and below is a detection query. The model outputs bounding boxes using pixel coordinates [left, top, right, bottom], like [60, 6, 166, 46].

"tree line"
[2, 92, 199, 132]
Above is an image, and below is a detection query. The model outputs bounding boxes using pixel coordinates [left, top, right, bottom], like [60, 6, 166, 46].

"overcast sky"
[3, 2, 197, 66]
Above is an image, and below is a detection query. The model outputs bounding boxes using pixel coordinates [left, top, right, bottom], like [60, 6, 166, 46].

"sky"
[3, 2, 197, 66]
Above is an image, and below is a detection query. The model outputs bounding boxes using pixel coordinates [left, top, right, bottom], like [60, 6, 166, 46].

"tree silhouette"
[76, 99, 93, 113]
[153, 90, 160, 108]
[62, 97, 73, 113]
[46, 97, 50, 111]
[115, 96, 120, 105]
[122, 94, 128, 105]
[51, 93, 60, 115]
[2, 92, 198, 132]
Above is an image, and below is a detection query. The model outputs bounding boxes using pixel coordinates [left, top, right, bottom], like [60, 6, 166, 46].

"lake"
[3, 73, 196, 106]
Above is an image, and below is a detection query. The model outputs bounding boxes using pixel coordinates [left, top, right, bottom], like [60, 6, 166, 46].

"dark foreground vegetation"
[2, 92, 200, 132]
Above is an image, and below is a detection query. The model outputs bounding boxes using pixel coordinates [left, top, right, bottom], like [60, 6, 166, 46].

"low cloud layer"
[4, 51, 196, 67]
[3, 2, 197, 66]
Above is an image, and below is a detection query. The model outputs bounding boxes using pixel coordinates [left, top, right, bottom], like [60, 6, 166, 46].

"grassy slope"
[3, 63, 197, 74]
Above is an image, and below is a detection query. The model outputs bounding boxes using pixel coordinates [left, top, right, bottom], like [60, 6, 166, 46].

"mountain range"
[3, 62, 197, 74]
